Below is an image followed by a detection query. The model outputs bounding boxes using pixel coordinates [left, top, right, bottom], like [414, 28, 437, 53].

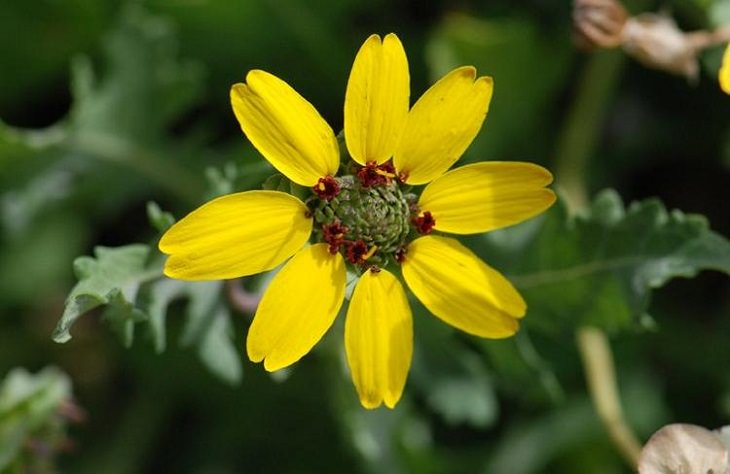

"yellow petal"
[247, 244, 346, 371]
[345, 268, 413, 409]
[418, 162, 556, 234]
[394, 66, 493, 185]
[160, 191, 312, 280]
[230, 70, 339, 186]
[401, 236, 525, 338]
[720, 43, 730, 95]
[344, 33, 410, 165]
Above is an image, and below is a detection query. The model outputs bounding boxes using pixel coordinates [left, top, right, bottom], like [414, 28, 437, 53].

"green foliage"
[2, 1, 729, 473]
[69, 4, 203, 146]
[485, 189, 730, 332]
[53, 243, 242, 385]
[0, 367, 75, 473]
[410, 313, 499, 428]
[53, 245, 154, 346]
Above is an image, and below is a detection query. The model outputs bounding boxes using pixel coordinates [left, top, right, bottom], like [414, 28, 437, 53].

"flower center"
[310, 164, 417, 268]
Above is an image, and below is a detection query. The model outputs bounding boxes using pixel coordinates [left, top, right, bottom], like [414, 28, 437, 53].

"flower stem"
[553, 47, 643, 468]
[576, 327, 642, 466]
[554, 49, 624, 213]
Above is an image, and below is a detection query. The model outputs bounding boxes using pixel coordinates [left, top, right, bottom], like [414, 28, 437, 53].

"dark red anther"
[379, 161, 396, 176]
[322, 221, 348, 254]
[346, 240, 369, 263]
[394, 247, 407, 263]
[357, 161, 396, 187]
[357, 162, 384, 187]
[313, 176, 340, 201]
[413, 211, 435, 234]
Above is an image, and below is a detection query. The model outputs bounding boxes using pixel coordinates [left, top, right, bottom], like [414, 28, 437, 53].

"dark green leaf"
[488, 190, 730, 332]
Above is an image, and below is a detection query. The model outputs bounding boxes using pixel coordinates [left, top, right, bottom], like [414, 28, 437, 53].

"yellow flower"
[721, 43, 730, 94]
[159, 33, 556, 409]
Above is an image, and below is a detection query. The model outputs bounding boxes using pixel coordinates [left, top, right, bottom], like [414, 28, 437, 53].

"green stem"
[554, 49, 624, 213]
[553, 48, 643, 468]
[576, 327, 642, 466]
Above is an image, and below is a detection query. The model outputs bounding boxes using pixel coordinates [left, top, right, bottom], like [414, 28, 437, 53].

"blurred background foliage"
[1, 0, 729, 472]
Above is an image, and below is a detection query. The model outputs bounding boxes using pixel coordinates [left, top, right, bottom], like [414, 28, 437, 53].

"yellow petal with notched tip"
[247, 243, 346, 372]
[231, 70, 339, 186]
[720, 43, 730, 94]
[345, 33, 409, 165]
[345, 268, 412, 409]
[419, 162, 556, 234]
[402, 236, 525, 338]
[160, 191, 312, 280]
[394, 66, 493, 185]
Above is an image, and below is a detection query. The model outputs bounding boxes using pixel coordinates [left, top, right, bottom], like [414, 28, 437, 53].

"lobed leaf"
[53, 244, 243, 384]
[486, 189, 730, 332]
[53, 245, 153, 344]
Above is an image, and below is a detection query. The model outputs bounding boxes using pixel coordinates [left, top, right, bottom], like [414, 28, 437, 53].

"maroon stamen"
[394, 247, 407, 263]
[413, 211, 435, 234]
[346, 240, 369, 263]
[379, 161, 396, 176]
[357, 161, 396, 187]
[313, 176, 340, 201]
[322, 221, 348, 254]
